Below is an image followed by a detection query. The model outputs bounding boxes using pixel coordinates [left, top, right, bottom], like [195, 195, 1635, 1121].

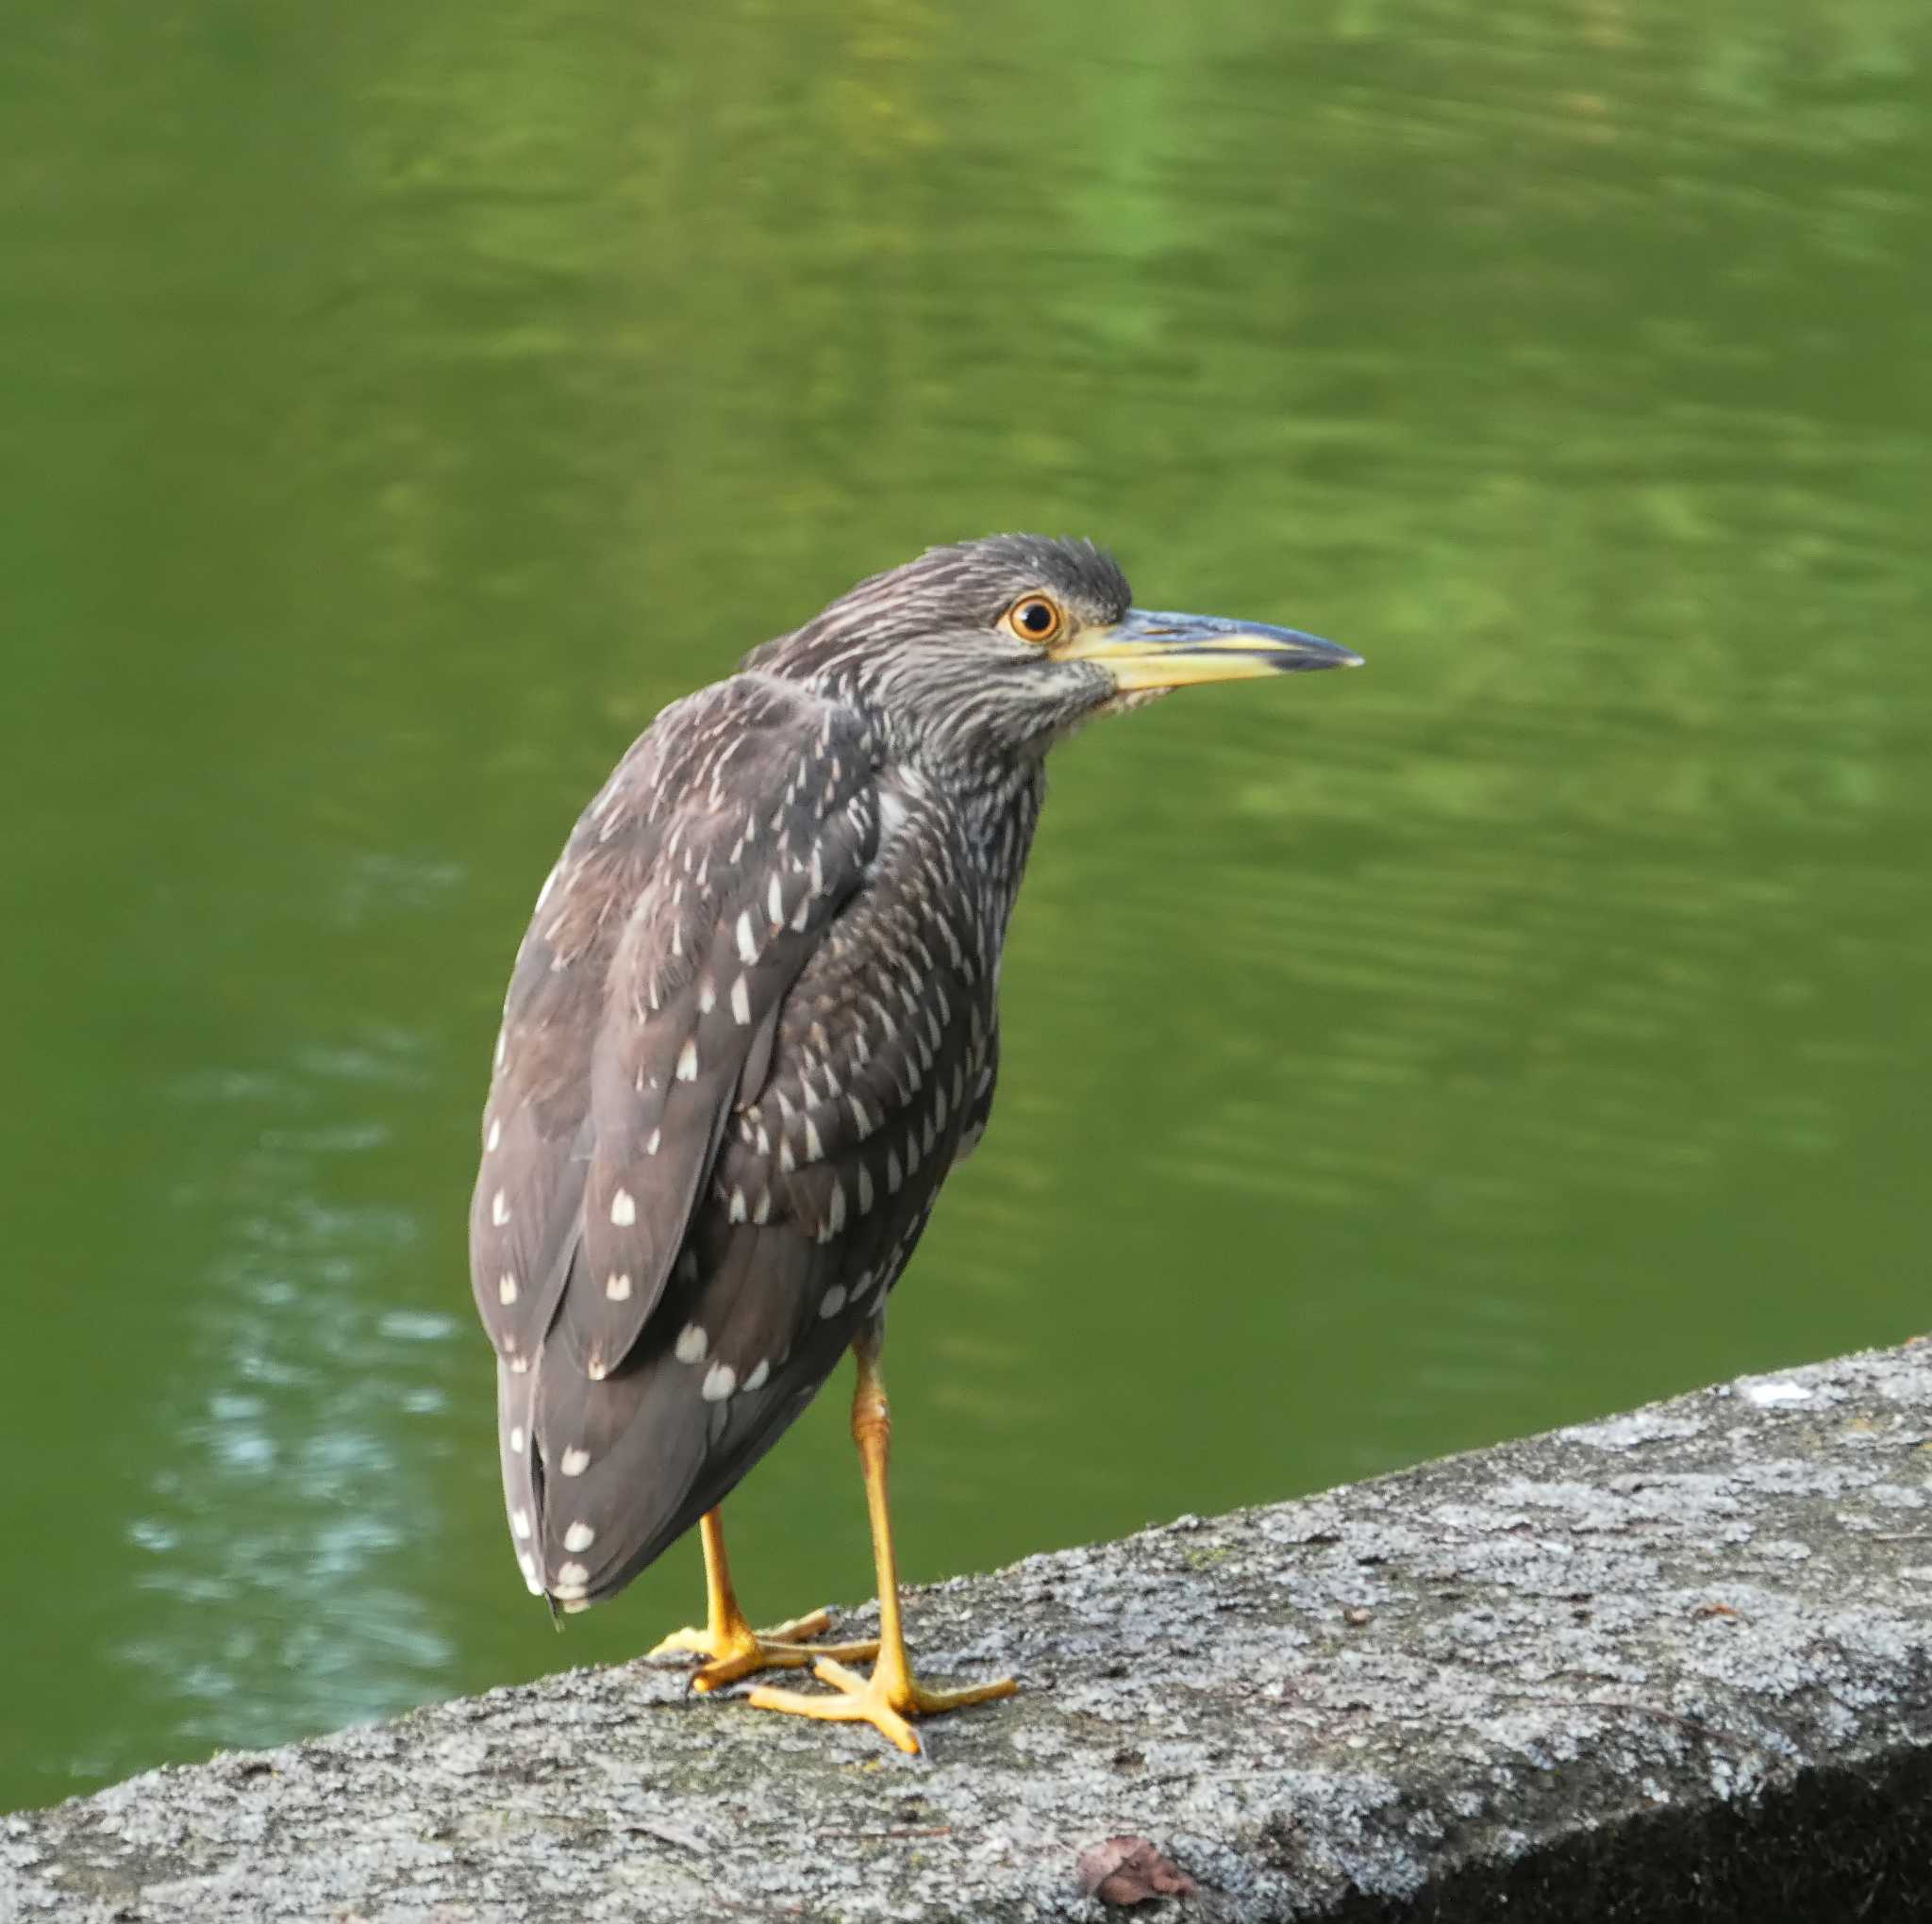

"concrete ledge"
[7, 1343, 1931, 1922]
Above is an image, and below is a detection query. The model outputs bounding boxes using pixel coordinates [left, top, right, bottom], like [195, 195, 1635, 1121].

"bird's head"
[747, 533, 1361, 765]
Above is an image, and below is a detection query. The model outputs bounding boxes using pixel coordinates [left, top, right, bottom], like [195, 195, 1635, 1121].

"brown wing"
[467, 673, 887, 1591]
[486, 755, 999, 1608]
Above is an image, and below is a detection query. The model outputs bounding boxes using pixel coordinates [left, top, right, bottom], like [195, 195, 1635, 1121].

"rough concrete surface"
[7, 1343, 1931, 1923]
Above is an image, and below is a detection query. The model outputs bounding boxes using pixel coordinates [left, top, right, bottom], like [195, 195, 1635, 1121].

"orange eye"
[1003, 594, 1064, 645]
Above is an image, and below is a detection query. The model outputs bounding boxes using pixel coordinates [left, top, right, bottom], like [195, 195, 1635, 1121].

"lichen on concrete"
[6, 1344, 1930, 1921]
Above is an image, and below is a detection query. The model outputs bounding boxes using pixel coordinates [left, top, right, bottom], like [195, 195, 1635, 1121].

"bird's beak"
[1053, 608, 1362, 690]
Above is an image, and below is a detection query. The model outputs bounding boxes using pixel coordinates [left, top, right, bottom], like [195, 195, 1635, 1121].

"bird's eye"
[1002, 594, 1064, 646]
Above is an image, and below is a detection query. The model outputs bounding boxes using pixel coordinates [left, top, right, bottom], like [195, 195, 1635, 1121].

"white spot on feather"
[737, 910, 758, 964]
[560, 1448, 591, 1476]
[485, 1116, 501, 1153]
[564, 1521, 596, 1553]
[498, 1272, 518, 1305]
[742, 1359, 771, 1392]
[675, 1323, 708, 1365]
[804, 1117, 823, 1162]
[697, 976, 716, 1014]
[819, 1284, 847, 1319]
[610, 1189, 636, 1227]
[730, 974, 752, 1025]
[677, 1037, 700, 1081]
[702, 1361, 737, 1402]
[491, 1189, 510, 1226]
[607, 1272, 632, 1302]
[511, 1508, 531, 1540]
[508, 1425, 525, 1454]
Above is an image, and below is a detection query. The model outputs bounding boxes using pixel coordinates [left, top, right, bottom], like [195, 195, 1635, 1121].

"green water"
[4, 0, 1927, 1815]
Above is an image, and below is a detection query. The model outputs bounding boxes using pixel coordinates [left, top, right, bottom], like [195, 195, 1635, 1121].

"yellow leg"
[647, 1508, 877, 1692]
[746, 1332, 1017, 1752]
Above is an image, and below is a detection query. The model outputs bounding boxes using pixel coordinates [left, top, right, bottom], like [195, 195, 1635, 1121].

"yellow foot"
[646, 1610, 879, 1693]
[746, 1655, 1017, 1754]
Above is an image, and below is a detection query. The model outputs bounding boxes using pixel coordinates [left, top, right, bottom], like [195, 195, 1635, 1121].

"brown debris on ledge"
[6, 1341, 1930, 1922]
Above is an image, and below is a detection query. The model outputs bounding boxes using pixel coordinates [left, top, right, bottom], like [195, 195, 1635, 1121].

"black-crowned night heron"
[468, 535, 1359, 1752]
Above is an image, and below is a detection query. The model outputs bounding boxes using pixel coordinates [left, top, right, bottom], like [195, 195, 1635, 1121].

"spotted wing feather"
[470, 677, 879, 1360]
[520, 773, 1000, 1604]
[562, 779, 878, 1378]
[468, 679, 886, 1574]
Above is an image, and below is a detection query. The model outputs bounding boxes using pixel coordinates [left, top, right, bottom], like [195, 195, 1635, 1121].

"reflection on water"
[114, 1032, 458, 1771]
[2, 0, 1927, 1813]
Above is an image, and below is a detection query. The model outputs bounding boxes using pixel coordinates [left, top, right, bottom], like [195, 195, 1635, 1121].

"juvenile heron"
[468, 535, 1359, 1752]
